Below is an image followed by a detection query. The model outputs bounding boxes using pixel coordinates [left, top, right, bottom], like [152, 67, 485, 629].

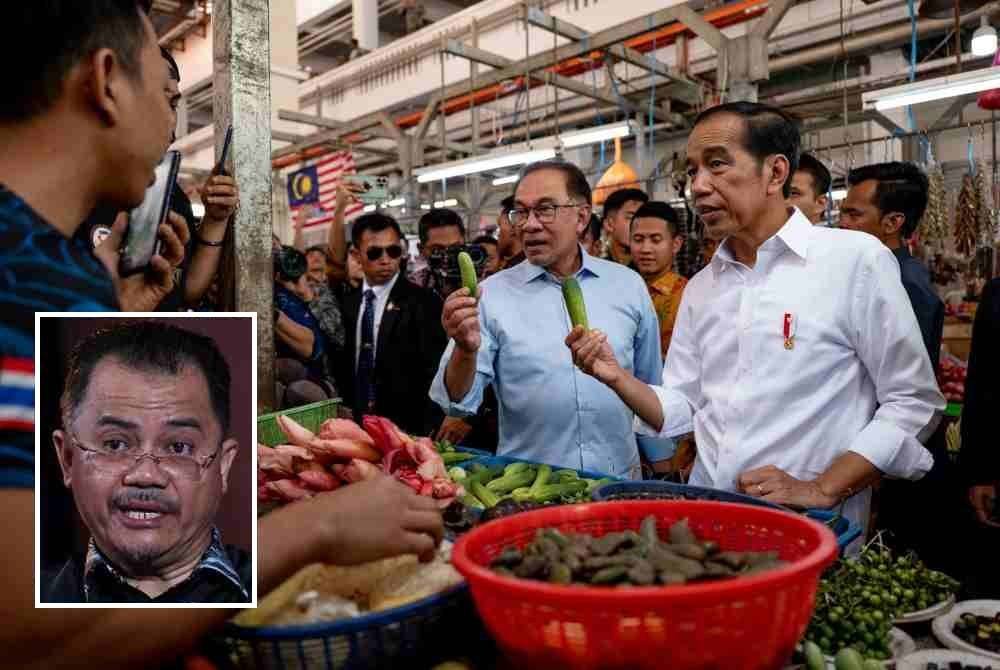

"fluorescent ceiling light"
[415, 145, 557, 183]
[434, 199, 459, 208]
[191, 203, 205, 218]
[864, 66, 1000, 110]
[973, 17, 998, 57]
[386, 197, 406, 207]
[560, 120, 633, 148]
[420, 203, 432, 210]
[492, 174, 519, 186]
[830, 189, 848, 201]
[362, 204, 377, 212]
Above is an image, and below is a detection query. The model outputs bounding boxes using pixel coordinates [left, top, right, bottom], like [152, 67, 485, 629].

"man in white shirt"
[566, 102, 944, 535]
[335, 213, 447, 436]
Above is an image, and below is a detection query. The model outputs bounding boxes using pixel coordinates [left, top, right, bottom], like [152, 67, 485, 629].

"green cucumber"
[834, 647, 865, 670]
[562, 277, 588, 329]
[458, 251, 478, 298]
[803, 641, 825, 670]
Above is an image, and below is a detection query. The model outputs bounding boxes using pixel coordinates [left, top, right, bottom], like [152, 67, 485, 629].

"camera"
[427, 244, 488, 294]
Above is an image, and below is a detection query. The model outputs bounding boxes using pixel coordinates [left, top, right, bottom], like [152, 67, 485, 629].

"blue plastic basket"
[454, 445, 492, 458]
[218, 583, 478, 669]
[592, 481, 862, 553]
[462, 454, 623, 482]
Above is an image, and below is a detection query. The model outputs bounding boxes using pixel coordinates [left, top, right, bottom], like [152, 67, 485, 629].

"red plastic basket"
[452, 500, 838, 670]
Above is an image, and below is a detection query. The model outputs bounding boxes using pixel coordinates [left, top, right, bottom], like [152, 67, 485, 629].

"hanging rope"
[648, 38, 658, 186]
[593, 62, 607, 166]
[839, 0, 854, 169]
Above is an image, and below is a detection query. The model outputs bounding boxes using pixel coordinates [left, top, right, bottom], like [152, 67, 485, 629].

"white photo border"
[33, 311, 258, 609]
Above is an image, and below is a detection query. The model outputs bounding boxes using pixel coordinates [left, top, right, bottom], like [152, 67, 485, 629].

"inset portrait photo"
[35, 314, 256, 607]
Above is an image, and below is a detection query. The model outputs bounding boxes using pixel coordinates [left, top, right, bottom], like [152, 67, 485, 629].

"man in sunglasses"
[335, 213, 447, 436]
[44, 321, 248, 603]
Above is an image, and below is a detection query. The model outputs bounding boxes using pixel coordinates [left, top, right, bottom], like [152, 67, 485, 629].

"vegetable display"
[804, 536, 959, 660]
[562, 277, 589, 329]
[953, 612, 1000, 655]
[489, 514, 785, 587]
[453, 462, 612, 513]
[458, 250, 478, 298]
[258, 414, 462, 507]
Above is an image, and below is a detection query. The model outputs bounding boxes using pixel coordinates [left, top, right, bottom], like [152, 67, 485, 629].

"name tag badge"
[783, 312, 796, 350]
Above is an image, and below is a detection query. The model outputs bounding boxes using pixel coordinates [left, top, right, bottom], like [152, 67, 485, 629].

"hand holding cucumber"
[442, 286, 481, 354]
[565, 327, 622, 386]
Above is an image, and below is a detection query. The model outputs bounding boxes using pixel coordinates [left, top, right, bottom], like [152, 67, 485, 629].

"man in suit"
[337, 213, 447, 436]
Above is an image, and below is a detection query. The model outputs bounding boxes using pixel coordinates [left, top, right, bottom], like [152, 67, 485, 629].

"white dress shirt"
[355, 271, 400, 369]
[636, 208, 944, 535]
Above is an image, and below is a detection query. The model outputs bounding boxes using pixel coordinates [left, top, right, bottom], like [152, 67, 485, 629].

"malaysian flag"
[289, 150, 365, 231]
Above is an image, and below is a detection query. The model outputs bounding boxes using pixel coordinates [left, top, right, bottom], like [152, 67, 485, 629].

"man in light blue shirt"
[429, 160, 667, 478]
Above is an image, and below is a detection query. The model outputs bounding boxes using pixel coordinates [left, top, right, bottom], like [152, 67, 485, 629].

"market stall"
[212, 401, 999, 670]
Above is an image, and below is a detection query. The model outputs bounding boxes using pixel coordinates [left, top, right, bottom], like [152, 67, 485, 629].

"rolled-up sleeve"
[429, 299, 498, 418]
[848, 247, 942, 479]
[635, 288, 699, 439]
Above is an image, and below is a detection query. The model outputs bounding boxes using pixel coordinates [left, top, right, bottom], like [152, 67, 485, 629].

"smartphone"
[119, 150, 181, 277]
[343, 174, 389, 204]
[214, 125, 233, 176]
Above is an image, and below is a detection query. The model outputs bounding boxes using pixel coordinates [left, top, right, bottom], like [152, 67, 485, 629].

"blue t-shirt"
[0, 186, 116, 488]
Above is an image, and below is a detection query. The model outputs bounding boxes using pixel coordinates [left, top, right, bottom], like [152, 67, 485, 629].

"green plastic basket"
[257, 398, 341, 447]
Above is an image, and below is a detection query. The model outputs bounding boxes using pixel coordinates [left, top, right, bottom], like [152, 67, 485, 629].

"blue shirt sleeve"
[631, 281, 676, 462]
[429, 293, 498, 417]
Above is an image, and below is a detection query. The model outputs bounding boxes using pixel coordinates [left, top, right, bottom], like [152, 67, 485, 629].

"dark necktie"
[356, 289, 377, 415]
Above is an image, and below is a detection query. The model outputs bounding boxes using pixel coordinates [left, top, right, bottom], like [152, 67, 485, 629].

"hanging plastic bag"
[977, 48, 1000, 109]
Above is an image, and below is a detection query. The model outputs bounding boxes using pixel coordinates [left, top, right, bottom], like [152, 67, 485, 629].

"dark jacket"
[336, 276, 447, 436]
[960, 278, 1000, 487]
[893, 247, 945, 371]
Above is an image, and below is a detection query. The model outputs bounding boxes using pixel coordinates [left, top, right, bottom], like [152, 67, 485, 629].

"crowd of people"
[1, 1, 997, 667]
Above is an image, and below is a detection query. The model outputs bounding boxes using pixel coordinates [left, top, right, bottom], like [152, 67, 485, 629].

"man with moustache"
[44, 321, 249, 603]
[431, 160, 662, 478]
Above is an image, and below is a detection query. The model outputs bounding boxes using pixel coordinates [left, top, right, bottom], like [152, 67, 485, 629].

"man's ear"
[218, 438, 239, 495]
[576, 206, 592, 239]
[86, 48, 128, 127]
[672, 235, 684, 256]
[52, 430, 74, 488]
[817, 194, 829, 213]
[882, 212, 905, 236]
[767, 155, 792, 197]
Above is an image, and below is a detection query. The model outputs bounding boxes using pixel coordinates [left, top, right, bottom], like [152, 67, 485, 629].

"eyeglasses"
[68, 432, 221, 482]
[508, 203, 582, 228]
[365, 244, 404, 261]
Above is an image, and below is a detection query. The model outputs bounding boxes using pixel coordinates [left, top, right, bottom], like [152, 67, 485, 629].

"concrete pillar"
[353, 0, 379, 52]
[214, 0, 275, 410]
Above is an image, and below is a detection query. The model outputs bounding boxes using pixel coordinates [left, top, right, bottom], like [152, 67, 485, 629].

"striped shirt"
[0, 186, 117, 488]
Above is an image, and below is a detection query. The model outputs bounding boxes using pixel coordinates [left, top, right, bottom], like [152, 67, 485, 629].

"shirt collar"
[647, 270, 682, 294]
[711, 207, 812, 275]
[83, 527, 247, 602]
[363, 271, 399, 298]
[519, 245, 600, 284]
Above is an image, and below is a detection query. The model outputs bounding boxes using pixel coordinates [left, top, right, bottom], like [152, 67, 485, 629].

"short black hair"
[4, 1, 154, 122]
[160, 46, 180, 82]
[473, 235, 497, 249]
[274, 245, 307, 282]
[796, 153, 832, 197]
[352, 212, 404, 246]
[418, 208, 465, 245]
[61, 320, 231, 436]
[847, 162, 929, 239]
[602, 188, 649, 221]
[692, 102, 801, 198]
[500, 195, 515, 215]
[631, 201, 681, 237]
[304, 244, 330, 261]
[515, 159, 592, 206]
